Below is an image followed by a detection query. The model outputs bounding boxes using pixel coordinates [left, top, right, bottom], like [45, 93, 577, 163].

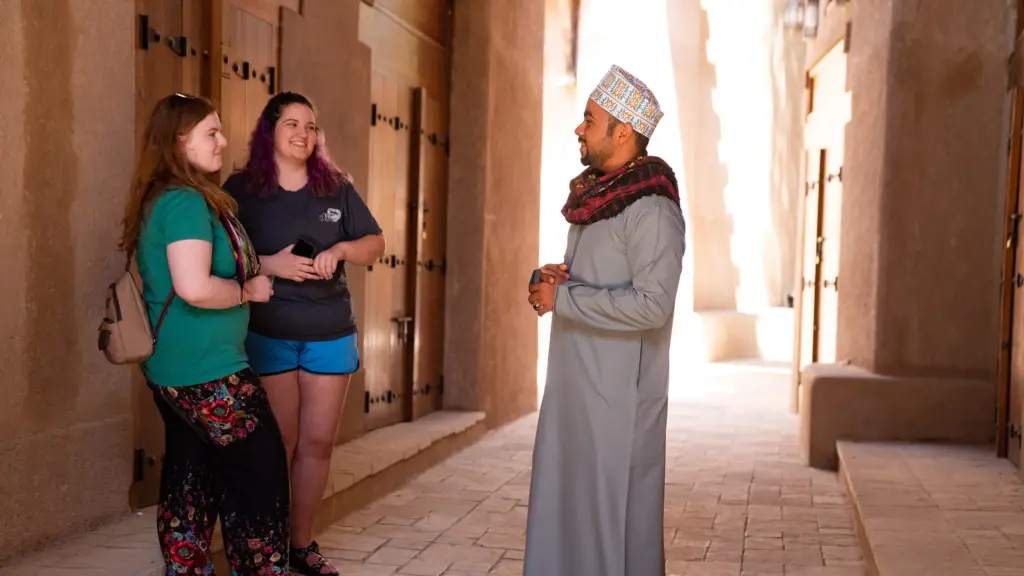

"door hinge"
[171, 35, 188, 58]
[138, 14, 151, 50]
[132, 448, 156, 482]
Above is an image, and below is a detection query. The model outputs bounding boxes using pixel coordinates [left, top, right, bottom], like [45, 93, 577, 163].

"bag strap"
[152, 290, 176, 344]
[126, 251, 176, 345]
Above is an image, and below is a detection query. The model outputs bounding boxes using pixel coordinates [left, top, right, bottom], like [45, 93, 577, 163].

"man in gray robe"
[524, 65, 686, 576]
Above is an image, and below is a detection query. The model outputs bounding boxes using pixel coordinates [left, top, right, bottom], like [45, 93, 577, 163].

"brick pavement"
[315, 363, 867, 575]
[840, 441, 1024, 576]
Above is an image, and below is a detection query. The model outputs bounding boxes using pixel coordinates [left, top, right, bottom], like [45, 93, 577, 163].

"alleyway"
[313, 363, 865, 576]
[0, 363, 865, 575]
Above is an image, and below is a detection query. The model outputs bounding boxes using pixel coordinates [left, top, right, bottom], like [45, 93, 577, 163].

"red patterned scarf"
[562, 156, 680, 225]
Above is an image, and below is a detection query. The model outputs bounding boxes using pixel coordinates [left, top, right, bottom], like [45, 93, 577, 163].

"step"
[838, 441, 1024, 576]
[0, 410, 486, 575]
[694, 307, 794, 363]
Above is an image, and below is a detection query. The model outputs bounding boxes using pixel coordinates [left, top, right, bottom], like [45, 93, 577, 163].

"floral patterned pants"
[150, 368, 291, 575]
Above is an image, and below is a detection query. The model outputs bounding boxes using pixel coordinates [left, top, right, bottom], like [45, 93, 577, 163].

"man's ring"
[532, 301, 541, 311]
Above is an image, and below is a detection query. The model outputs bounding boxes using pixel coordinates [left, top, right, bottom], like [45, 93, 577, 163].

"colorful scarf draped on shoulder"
[562, 155, 680, 225]
[220, 212, 261, 285]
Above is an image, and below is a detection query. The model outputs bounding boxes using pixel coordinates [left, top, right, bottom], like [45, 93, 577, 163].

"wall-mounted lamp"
[782, 0, 821, 39]
[783, 0, 804, 30]
[803, 0, 820, 38]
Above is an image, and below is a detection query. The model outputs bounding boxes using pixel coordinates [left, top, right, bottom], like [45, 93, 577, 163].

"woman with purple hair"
[223, 91, 386, 576]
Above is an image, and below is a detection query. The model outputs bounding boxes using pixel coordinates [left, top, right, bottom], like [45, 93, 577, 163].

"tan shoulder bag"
[97, 257, 175, 365]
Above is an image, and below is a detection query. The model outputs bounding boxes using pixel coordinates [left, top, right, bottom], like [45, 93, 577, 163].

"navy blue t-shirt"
[224, 173, 382, 341]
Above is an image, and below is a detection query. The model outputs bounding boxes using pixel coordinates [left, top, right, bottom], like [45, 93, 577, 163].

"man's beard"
[579, 140, 596, 167]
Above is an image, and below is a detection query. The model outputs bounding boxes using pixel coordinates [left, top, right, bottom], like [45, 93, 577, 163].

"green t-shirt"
[137, 187, 249, 387]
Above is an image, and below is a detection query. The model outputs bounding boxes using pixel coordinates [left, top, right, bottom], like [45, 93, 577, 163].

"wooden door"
[132, 0, 283, 508]
[363, 70, 415, 430]
[408, 88, 448, 419]
[214, 0, 279, 182]
[132, 0, 211, 509]
[816, 149, 843, 364]
[997, 6, 1024, 466]
[1007, 188, 1024, 467]
[792, 40, 848, 412]
[793, 149, 825, 411]
[358, 0, 451, 429]
[999, 83, 1024, 465]
[807, 44, 848, 365]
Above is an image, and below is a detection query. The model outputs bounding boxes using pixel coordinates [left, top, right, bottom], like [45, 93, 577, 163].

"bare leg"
[260, 371, 302, 467]
[291, 371, 350, 549]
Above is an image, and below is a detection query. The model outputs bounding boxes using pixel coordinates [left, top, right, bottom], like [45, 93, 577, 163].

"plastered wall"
[0, 0, 136, 561]
[444, 0, 545, 427]
[838, 0, 1010, 380]
[683, 0, 807, 314]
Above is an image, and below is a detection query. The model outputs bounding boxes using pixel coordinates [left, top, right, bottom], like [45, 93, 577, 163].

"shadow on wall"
[23, 0, 79, 424]
[668, 0, 805, 363]
[767, 0, 805, 311]
[667, 0, 737, 314]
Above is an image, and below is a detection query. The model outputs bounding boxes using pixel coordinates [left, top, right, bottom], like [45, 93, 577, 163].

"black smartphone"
[291, 237, 317, 258]
[529, 268, 542, 286]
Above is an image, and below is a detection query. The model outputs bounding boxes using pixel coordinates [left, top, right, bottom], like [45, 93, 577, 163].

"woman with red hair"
[123, 93, 289, 575]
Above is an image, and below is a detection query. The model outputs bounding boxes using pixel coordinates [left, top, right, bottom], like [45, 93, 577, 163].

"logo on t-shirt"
[320, 208, 341, 223]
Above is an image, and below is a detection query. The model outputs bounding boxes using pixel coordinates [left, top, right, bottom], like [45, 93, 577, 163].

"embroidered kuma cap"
[589, 64, 664, 139]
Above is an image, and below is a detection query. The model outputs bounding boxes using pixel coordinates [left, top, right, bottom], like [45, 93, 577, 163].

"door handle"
[391, 316, 413, 343]
[823, 277, 839, 290]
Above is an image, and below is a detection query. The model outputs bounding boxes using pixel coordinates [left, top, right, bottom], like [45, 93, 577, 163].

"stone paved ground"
[840, 441, 1024, 576]
[315, 363, 867, 575]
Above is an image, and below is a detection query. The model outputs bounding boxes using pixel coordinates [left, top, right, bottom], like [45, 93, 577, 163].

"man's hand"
[540, 263, 570, 284]
[528, 264, 569, 316]
[528, 281, 556, 316]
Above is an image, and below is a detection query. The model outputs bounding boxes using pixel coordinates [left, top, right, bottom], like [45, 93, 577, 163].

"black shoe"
[289, 540, 339, 576]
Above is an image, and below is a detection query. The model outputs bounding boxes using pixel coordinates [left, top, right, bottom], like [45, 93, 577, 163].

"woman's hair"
[240, 91, 348, 197]
[120, 93, 236, 255]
